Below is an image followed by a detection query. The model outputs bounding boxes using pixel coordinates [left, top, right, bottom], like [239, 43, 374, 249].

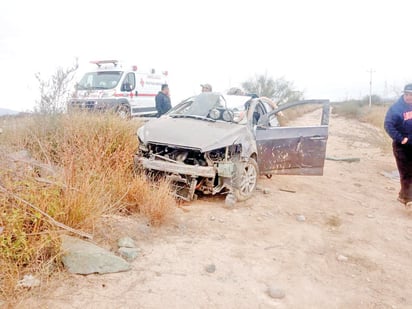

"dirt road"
[20, 111, 412, 308]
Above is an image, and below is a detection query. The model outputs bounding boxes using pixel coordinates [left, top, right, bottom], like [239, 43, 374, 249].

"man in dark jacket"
[384, 83, 412, 208]
[155, 84, 171, 117]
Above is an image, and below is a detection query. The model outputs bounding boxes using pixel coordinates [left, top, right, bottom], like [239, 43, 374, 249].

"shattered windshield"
[77, 71, 123, 90]
[168, 93, 252, 124]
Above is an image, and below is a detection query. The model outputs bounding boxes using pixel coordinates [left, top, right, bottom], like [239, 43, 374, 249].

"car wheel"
[117, 105, 131, 119]
[233, 157, 259, 201]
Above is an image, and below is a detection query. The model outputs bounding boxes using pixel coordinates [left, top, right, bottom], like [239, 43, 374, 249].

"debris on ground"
[279, 188, 296, 193]
[16, 275, 40, 288]
[326, 156, 360, 163]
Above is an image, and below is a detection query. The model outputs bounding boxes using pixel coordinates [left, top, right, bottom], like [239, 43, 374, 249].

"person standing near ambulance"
[155, 84, 171, 117]
[384, 83, 412, 208]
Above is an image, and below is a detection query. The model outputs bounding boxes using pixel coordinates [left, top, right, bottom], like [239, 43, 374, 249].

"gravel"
[337, 254, 348, 262]
[296, 215, 306, 222]
[205, 264, 216, 273]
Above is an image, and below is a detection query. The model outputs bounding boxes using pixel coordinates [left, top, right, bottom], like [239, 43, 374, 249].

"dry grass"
[332, 101, 364, 119]
[332, 102, 388, 127]
[0, 112, 176, 301]
[332, 102, 392, 152]
[359, 105, 387, 129]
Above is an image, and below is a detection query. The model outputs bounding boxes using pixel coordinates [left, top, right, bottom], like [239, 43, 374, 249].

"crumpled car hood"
[140, 117, 249, 152]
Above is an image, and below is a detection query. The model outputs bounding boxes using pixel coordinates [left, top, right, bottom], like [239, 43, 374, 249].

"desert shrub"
[0, 112, 176, 300]
[332, 100, 365, 118]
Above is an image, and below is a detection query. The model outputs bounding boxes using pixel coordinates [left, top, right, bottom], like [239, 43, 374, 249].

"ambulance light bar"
[90, 60, 119, 67]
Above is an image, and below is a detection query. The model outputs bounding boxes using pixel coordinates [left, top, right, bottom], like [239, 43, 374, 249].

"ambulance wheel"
[117, 105, 131, 119]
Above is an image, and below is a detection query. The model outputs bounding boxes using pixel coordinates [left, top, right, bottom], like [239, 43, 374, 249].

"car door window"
[121, 73, 136, 92]
[262, 103, 281, 127]
[265, 101, 329, 127]
[250, 102, 266, 126]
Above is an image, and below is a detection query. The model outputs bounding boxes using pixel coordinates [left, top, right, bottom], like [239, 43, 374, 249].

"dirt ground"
[17, 111, 412, 309]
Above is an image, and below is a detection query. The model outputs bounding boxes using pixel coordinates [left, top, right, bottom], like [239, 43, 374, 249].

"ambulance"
[68, 60, 168, 117]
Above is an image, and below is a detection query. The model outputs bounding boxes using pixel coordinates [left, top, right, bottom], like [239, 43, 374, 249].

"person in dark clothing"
[384, 83, 412, 208]
[155, 84, 171, 117]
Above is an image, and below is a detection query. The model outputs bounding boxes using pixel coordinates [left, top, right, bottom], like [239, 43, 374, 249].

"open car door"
[255, 100, 330, 176]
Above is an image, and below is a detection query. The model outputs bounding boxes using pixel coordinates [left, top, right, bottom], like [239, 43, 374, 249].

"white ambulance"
[68, 60, 168, 117]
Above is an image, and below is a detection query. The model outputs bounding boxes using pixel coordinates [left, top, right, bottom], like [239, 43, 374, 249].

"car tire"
[117, 105, 131, 119]
[232, 157, 259, 202]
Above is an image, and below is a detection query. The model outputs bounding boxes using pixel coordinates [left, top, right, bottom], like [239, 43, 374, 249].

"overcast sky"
[0, 0, 411, 111]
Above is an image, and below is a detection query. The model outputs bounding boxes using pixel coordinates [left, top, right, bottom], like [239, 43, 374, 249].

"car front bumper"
[136, 156, 217, 178]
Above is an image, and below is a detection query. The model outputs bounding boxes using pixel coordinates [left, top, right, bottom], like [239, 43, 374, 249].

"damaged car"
[135, 92, 330, 202]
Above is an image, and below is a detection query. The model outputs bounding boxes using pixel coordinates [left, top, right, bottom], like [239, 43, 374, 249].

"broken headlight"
[222, 110, 234, 122]
[209, 108, 221, 120]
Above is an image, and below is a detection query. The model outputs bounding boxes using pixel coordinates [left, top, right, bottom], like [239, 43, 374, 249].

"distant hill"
[0, 108, 19, 116]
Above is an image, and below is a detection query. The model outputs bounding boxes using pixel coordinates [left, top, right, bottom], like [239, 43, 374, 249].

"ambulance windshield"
[77, 71, 123, 90]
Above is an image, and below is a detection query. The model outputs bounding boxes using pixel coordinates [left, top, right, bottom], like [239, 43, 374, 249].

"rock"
[225, 194, 236, 207]
[117, 237, 136, 248]
[337, 254, 348, 262]
[267, 286, 285, 299]
[296, 214, 306, 222]
[118, 247, 140, 262]
[257, 217, 262, 222]
[205, 264, 216, 273]
[16, 274, 40, 288]
[61, 235, 130, 275]
[367, 214, 375, 219]
[263, 188, 271, 194]
[218, 219, 225, 223]
[210, 216, 216, 221]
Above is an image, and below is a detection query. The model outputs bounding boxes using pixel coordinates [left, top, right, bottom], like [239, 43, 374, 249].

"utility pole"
[367, 68, 375, 108]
